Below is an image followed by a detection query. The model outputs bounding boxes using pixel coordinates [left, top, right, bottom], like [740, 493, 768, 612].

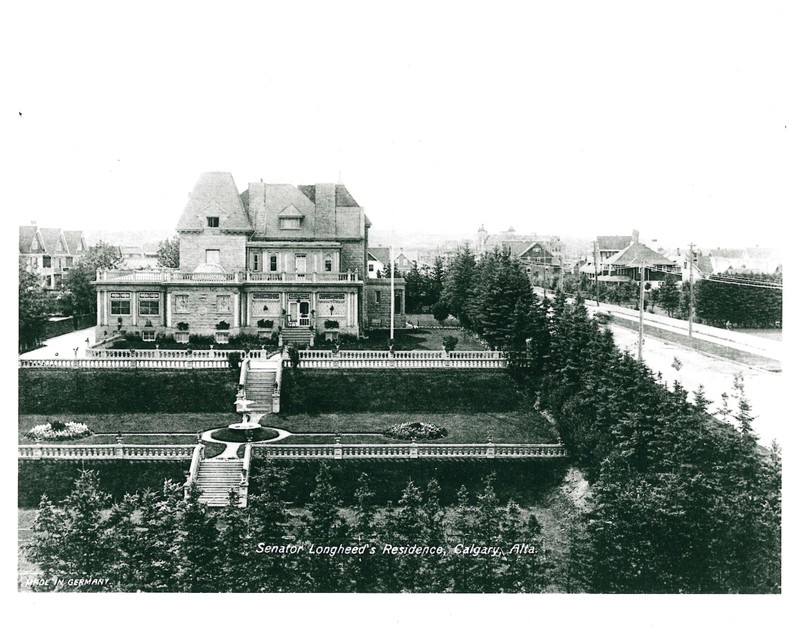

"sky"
[6, 1, 797, 253]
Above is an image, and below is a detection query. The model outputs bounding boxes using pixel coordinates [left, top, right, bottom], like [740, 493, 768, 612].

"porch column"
[96, 290, 102, 326]
[166, 292, 172, 328]
[233, 292, 240, 328]
[346, 291, 353, 327]
[132, 292, 138, 327]
[245, 292, 250, 327]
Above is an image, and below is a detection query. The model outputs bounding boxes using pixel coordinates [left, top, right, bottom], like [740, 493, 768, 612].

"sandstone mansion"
[93, 172, 406, 346]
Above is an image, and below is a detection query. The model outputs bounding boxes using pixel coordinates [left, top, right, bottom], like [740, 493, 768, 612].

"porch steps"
[244, 369, 276, 412]
[195, 458, 243, 507]
[281, 326, 313, 346]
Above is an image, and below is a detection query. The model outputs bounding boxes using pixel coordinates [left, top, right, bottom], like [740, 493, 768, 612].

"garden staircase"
[281, 326, 313, 346]
[244, 368, 277, 413]
[195, 458, 244, 507]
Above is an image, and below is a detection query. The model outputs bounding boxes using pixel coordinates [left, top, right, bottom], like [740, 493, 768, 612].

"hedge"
[18, 369, 238, 413]
[280, 369, 531, 413]
[249, 457, 569, 507]
[18, 460, 187, 508]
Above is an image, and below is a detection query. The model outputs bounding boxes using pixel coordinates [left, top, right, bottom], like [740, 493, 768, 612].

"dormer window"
[279, 218, 301, 230]
[207, 216, 220, 228]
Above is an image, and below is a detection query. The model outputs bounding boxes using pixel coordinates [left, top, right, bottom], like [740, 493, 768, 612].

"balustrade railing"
[19, 444, 197, 460]
[254, 442, 565, 459]
[295, 350, 507, 368]
[95, 269, 361, 284]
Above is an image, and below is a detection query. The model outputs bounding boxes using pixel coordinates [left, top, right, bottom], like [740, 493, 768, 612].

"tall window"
[324, 255, 333, 272]
[295, 253, 307, 273]
[42, 256, 52, 268]
[139, 293, 160, 316]
[207, 217, 220, 228]
[270, 255, 278, 272]
[251, 252, 260, 271]
[206, 249, 220, 265]
[375, 290, 382, 303]
[110, 293, 131, 315]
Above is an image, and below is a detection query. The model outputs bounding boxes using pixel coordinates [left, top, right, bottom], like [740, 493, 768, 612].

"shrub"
[176, 322, 189, 331]
[28, 420, 93, 441]
[383, 421, 447, 440]
[216, 320, 230, 330]
[257, 319, 274, 329]
[324, 319, 339, 329]
[442, 335, 459, 352]
[189, 333, 214, 346]
[227, 351, 242, 369]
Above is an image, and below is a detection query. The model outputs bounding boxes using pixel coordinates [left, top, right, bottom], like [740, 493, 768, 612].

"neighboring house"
[668, 249, 714, 283]
[120, 243, 161, 270]
[476, 226, 563, 285]
[518, 240, 563, 284]
[709, 247, 781, 274]
[601, 230, 678, 286]
[93, 172, 405, 344]
[19, 224, 86, 289]
[367, 246, 414, 278]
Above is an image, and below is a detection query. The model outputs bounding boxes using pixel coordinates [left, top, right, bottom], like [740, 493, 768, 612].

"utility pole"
[638, 261, 645, 361]
[688, 242, 694, 340]
[593, 241, 600, 306]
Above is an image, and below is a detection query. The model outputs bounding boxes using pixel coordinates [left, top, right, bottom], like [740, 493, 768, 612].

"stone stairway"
[244, 368, 276, 412]
[281, 326, 313, 346]
[195, 458, 244, 507]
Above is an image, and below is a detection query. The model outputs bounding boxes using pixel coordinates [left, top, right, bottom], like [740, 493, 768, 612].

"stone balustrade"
[296, 350, 507, 369]
[18, 444, 197, 460]
[95, 269, 361, 284]
[254, 443, 565, 459]
[19, 358, 232, 369]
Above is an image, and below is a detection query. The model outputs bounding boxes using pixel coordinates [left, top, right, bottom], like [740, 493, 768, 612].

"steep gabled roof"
[597, 235, 633, 252]
[177, 172, 252, 232]
[19, 226, 38, 253]
[605, 243, 675, 267]
[62, 230, 85, 254]
[519, 240, 557, 259]
[368, 247, 391, 264]
[335, 184, 359, 207]
[38, 228, 67, 254]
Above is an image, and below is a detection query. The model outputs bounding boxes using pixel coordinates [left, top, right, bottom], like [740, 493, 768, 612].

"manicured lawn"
[260, 412, 558, 444]
[317, 328, 488, 352]
[18, 413, 237, 444]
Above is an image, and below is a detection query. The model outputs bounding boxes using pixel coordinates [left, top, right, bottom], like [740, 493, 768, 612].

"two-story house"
[93, 172, 405, 344]
[19, 225, 87, 289]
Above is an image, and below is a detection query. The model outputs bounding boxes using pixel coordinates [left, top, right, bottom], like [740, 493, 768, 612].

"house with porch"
[93, 172, 405, 345]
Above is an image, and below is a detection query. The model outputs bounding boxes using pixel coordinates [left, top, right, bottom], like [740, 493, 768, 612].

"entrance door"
[288, 301, 299, 327]
[299, 301, 310, 327]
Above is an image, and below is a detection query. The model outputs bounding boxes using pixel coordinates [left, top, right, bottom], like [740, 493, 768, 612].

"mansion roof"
[177, 172, 367, 239]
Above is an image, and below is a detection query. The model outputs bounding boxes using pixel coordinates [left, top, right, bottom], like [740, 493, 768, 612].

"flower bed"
[27, 420, 93, 441]
[383, 421, 447, 440]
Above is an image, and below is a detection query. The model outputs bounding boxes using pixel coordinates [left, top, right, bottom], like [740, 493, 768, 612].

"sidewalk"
[18, 327, 97, 360]
[584, 300, 781, 362]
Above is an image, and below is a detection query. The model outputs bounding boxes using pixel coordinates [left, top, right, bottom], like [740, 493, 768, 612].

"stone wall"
[179, 231, 247, 272]
[364, 279, 406, 328]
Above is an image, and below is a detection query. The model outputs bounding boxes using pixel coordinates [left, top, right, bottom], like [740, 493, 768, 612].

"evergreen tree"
[174, 486, 222, 592]
[156, 235, 180, 268]
[441, 246, 476, 329]
[297, 464, 349, 592]
[658, 273, 681, 317]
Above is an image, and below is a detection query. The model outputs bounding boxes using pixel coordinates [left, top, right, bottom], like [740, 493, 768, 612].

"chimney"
[632, 229, 640, 245]
[314, 184, 336, 237]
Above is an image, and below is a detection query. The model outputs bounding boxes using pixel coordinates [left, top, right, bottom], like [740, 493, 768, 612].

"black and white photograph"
[7, 0, 795, 636]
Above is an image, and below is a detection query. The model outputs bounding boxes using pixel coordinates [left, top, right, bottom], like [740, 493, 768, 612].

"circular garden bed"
[383, 421, 447, 441]
[209, 427, 279, 443]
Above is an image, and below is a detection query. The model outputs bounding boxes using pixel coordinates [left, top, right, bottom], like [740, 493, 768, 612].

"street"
[607, 323, 785, 447]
